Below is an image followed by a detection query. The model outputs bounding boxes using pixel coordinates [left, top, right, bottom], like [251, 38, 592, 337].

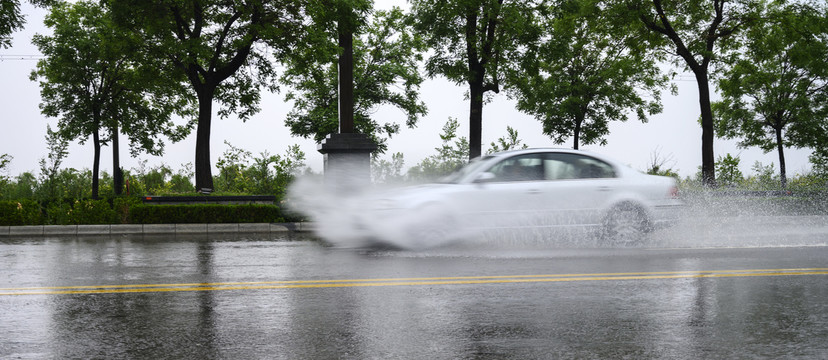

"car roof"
[486, 147, 605, 159]
[482, 148, 637, 174]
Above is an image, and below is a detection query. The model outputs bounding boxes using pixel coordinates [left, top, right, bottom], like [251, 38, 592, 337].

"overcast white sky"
[0, 2, 815, 181]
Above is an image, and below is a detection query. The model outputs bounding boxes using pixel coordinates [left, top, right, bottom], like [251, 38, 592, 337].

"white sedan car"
[331, 148, 683, 249]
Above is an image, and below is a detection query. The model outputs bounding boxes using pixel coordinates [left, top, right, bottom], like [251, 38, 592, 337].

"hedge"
[0, 200, 42, 225]
[0, 198, 294, 226]
[129, 204, 286, 224]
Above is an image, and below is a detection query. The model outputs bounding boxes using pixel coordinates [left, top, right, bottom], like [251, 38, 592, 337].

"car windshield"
[438, 156, 495, 184]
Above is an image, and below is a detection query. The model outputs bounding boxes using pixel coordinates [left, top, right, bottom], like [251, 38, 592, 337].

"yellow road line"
[1, 268, 826, 296]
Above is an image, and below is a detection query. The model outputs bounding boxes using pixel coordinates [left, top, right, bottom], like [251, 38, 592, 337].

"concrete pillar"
[318, 133, 377, 191]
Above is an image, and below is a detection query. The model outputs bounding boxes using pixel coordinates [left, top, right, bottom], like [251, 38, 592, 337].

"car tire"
[602, 204, 650, 247]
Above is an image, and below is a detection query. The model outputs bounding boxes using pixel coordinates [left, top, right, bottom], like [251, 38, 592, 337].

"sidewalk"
[0, 223, 312, 236]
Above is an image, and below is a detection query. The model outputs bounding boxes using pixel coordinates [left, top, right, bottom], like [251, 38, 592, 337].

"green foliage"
[0, 154, 12, 198]
[42, 168, 92, 201]
[31, 1, 192, 198]
[43, 200, 71, 225]
[744, 161, 781, 190]
[269, 145, 308, 197]
[129, 204, 285, 224]
[0, 0, 25, 49]
[36, 126, 70, 200]
[0, 199, 42, 226]
[715, 154, 744, 187]
[1, 0, 54, 48]
[0, 153, 10, 181]
[507, 0, 673, 149]
[487, 126, 528, 154]
[626, 0, 760, 187]
[110, 0, 305, 190]
[2, 172, 37, 200]
[1, 196, 295, 226]
[407, 117, 470, 182]
[281, 6, 427, 153]
[787, 172, 828, 192]
[713, 1, 828, 188]
[410, 0, 542, 158]
[214, 142, 253, 194]
[168, 172, 194, 194]
[645, 149, 679, 178]
[64, 199, 118, 225]
[810, 148, 828, 181]
[112, 196, 142, 224]
[123, 160, 194, 196]
[214, 143, 309, 197]
[372, 152, 406, 184]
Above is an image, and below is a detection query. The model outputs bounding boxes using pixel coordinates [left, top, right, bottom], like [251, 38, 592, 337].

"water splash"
[288, 176, 828, 251]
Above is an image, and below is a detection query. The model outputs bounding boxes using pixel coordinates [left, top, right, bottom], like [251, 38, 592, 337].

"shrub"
[113, 196, 142, 224]
[66, 199, 118, 225]
[0, 199, 42, 226]
[43, 199, 72, 225]
[129, 204, 285, 224]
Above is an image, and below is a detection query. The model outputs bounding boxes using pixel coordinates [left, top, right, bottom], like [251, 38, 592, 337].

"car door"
[458, 153, 549, 230]
[540, 153, 620, 227]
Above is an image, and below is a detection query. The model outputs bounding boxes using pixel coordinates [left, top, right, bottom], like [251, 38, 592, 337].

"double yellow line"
[2, 268, 826, 296]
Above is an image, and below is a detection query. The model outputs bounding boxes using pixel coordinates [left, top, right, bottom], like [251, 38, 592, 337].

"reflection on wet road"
[1, 233, 827, 359]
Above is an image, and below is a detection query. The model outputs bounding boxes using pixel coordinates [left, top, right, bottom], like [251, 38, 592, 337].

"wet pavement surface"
[1, 223, 827, 359]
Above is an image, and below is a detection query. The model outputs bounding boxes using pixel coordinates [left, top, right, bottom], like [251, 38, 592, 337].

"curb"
[0, 223, 312, 237]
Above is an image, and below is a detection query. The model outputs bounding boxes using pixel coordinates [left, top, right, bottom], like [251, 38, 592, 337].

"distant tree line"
[2, 0, 826, 197]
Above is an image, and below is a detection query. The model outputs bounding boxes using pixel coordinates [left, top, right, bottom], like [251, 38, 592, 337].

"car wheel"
[602, 204, 649, 247]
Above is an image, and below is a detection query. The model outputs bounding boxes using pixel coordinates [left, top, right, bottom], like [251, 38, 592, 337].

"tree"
[0, 154, 10, 180]
[407, 117, 470, 181]
[36, 125, 68, 200]
[487, 126, 527, 154]
[281, 6, 427, 153]
[410, 0, 541, 160]
[31, 1, 190, 199]
[508, 0, 673, 150]
[111, 0, 305, 192]
[646, 148, 679, 178]
[372, 152, 405, 183]
[713, 1, 828, 188]
[715, 153, 743, 187]
[0, 0, 53, 49]
[626, 0, 758, 187]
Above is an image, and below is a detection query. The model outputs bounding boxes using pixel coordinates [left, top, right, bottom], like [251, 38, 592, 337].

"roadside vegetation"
[2, 0, 827, 225]
[2, 127, 827, 226]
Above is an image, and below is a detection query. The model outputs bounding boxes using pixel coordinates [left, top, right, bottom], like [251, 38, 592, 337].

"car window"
[439, 156, 494, 183]
[486, 154, 545, 182]
[544, 153, 616, 180]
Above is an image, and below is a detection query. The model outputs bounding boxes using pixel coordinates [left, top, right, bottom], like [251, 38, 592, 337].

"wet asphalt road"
[1, 221, 827, 359]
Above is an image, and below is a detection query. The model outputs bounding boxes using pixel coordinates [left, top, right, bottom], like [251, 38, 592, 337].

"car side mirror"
[474, 172, 496, 183]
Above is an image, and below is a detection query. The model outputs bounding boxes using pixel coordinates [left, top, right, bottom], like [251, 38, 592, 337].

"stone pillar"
[318, 133, 376, 191]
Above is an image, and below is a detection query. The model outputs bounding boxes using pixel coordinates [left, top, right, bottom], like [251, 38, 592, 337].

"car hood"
[367, 183, 457, 209]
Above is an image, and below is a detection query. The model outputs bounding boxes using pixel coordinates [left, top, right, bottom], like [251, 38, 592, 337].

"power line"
[0, 54, 44, 61]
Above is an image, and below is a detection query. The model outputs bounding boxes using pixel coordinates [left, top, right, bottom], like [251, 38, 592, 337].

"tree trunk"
[194, 88, 215, 192]
[696, 71, 717, 188]
[338, 19, 354, 134]
[469, 79, 484, 160]
[573, 119, 581, 150]
[776, 127, 787, 188]
[92, 129, 101, 200]
[111, 125, 123, 196]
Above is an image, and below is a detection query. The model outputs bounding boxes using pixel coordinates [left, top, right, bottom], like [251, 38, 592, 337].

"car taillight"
[668, 186, 679, 199]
